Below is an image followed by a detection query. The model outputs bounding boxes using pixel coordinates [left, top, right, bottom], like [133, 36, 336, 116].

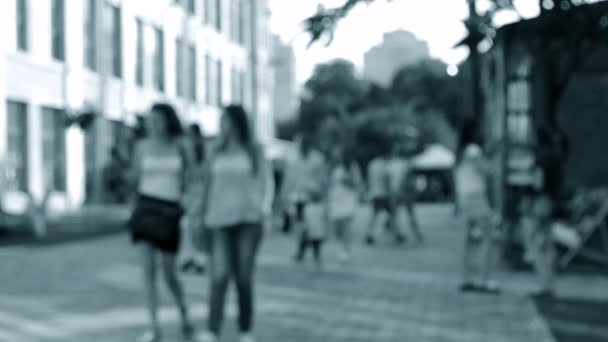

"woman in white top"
[128, 103, 194, 342]
[329, 149, 362, 262]
[196, 105, 273, 342]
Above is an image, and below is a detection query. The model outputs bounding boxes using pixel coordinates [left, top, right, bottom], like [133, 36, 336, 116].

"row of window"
[15, 0, 246, 104]
[176, 0, 246, 44]
[5, 100, 66, 193]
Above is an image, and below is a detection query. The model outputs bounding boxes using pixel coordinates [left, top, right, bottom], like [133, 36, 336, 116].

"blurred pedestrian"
[127, 103, 194, 342]
[195, 105, 273, 342]
[387, 145, 423, 244]
[454, 144, 501, 294]
[102, 147, 129, 203]
[364, 152, 395, 245]
[179, 124, 208, 275]
[328, 149, 362, 262]
[281, 135, 329, 270]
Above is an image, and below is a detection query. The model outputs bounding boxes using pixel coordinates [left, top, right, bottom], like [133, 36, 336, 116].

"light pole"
[464, 0, 484, 142]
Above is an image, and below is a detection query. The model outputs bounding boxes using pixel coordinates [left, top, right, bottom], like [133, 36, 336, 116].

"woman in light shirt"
[454, 144, 500, 294]
[128, 103, 194, 342]
[196, 105, 273, 342]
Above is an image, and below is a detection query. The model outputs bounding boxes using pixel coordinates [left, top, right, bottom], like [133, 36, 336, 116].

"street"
[0, 204, 604, 342]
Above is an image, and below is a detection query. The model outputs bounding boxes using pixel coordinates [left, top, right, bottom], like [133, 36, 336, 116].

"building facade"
[0, 0, 274, 209]
[363, 30, 430, 87]
[271, 34, 297, 123]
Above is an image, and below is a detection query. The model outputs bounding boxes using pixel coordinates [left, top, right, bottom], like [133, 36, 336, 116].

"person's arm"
[129, 141, 144, 196]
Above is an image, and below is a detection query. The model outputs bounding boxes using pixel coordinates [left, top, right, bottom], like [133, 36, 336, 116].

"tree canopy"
[303, 0, 600, 49]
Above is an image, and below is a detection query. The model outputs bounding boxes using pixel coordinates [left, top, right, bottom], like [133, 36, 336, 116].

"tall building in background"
[252, 0, 275, 142]
[0, 0, 273, 208]
[363, 30, 430, 86]
[272, 34, 297, 122]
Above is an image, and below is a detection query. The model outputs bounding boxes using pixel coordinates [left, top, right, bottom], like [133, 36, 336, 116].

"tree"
[390, 59, 447, 106]
[304, 59, 368, 112]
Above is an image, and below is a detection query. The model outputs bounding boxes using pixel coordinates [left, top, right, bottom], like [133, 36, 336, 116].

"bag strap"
[178, 140, 189, 194]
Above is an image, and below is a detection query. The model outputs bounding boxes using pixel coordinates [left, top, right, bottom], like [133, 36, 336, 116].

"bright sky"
[268, 0, 541, 85]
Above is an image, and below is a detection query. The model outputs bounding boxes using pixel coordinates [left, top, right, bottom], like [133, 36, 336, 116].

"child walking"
[455, 144, 501, 294]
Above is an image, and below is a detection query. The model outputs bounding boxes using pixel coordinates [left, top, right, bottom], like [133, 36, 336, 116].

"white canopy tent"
[412, 144, 455, 170]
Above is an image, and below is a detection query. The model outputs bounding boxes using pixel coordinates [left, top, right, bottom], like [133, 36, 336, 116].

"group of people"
[275, 137, 424, 271]
[127, 102, 271, 342]
[123, 101, 561, 342]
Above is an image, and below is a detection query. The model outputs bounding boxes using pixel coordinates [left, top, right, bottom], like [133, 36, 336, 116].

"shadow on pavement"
[534, 295, 608, 342]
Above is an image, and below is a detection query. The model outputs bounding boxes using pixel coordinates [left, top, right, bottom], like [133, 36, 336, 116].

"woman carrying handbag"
[179, 124, 210, 274]
[127, 103, 195, 342]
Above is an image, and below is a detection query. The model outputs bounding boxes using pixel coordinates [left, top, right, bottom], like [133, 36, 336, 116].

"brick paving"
[0, 204, 587, 341]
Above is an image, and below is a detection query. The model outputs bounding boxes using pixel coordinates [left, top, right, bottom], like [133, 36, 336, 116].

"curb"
[0, 220, 129, 248]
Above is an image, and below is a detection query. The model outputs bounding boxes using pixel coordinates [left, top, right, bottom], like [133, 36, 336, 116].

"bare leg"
[161, 252, 192, 336]
[365, 202, 381, 244]
[140, 244, 161, 339]
[405, 202, 423, 242]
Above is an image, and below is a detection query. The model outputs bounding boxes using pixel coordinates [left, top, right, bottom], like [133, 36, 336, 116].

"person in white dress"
[329, 149, 363, 262]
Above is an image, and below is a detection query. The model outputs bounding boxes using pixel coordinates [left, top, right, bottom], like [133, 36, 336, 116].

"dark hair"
[189, 124, 205, 163]
[150, 103, 183, 138]
[221, 104, 259, 174]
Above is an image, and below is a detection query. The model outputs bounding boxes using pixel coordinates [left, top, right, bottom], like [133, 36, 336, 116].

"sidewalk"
[0, 204, 605, 341]
[0, 204, 129, 247]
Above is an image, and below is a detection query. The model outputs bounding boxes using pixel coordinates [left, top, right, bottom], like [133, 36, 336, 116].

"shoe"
[181, 321, 195, 340]
[395, 234, 407, 245]
[194, 331, 217, 342]
[138, 331, 161, 342]
[478, 281, 501, 295]
[365, 236, 375, 245]
[531, 289, 555, 300]
[240, 333, 255, 342]
[459, 282, 478, 292]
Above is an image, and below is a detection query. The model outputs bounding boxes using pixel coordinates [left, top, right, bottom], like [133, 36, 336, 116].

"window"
[187, 0, 196, 15]
[216, 60, 222, 105]
[51, 0, 65, 61]
[41, 107, 66, 192]
[215, 0, 222, 31]
[103, 3, 122, 78]
[135, 18, 144, 86]
[175, 38, 184, 97]
[238, 0, 245, 45]
[6, 101, 28, 192]
[205, 54, 212, 105]
[188, 44, 197, 101]
[83, 0, 96, 70]
[153, 27, 165, 91]
[204, 0, 213, 25]
[16, 0, 28, 51]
